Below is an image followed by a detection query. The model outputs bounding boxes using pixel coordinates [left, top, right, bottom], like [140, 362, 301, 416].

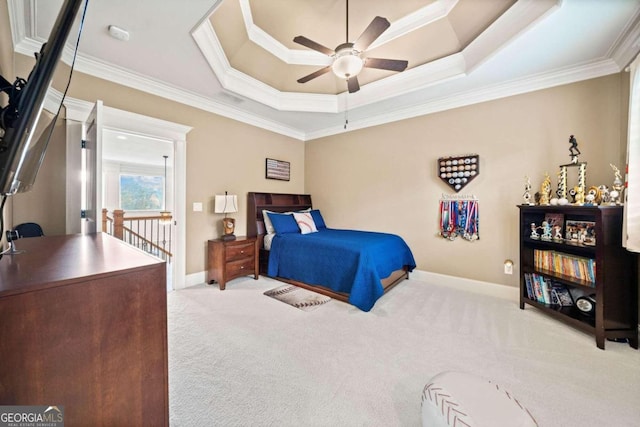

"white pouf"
[421, 371, 537, 427]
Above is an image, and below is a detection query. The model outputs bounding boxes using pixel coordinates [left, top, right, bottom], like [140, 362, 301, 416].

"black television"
[0, 0, 84, 196]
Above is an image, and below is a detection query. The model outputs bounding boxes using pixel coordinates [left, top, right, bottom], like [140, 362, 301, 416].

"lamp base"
[221, 234, 236, 241]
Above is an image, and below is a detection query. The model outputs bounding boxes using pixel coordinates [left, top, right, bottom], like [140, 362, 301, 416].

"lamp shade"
[214, 194, 238, 214]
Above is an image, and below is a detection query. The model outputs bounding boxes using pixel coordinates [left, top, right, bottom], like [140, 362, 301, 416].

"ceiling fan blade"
[353, 16, 390, 52]
[364, 57, 408, 72]
[293, 36, 334, 56]
[347, 76, 360, 93]
[297, 66, 332, 84]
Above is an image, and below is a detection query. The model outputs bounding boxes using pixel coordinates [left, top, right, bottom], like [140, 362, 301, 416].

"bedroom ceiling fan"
[293, 0, 408, 93]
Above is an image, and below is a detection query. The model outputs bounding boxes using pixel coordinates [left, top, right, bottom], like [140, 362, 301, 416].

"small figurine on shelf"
[553, 225, 563, 242]
[539, 173, 552, 205]
[587, 186, 601, 205]
[609, 163, 624, 205]
[523, 176, 534, 205]
[530, 223, 540, 240]
[541, 220, 553, 241]
[598, 185, 610, 204]
[569, 134, 581, 163]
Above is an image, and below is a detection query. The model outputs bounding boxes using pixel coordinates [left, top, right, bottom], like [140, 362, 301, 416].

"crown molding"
[238, 0, 330, 66]
[236, 0, 459, 62]
[368, 0, 459, 50]
[608, 6, 640, 70]
[9, 0, 637, 144]
[191, 0, 558, 114]
[63, 95, 93, 122]
[59, 44, 305, 140]
[463, 0, 560, 73]
[304, 58, 621, 141]
[192, 20, 339, 113]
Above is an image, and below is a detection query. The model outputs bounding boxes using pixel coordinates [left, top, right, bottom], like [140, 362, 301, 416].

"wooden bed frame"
[247, 192, 409, 304]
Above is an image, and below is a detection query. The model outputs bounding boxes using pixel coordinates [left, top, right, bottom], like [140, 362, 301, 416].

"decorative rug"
[263, 284, 332, 311]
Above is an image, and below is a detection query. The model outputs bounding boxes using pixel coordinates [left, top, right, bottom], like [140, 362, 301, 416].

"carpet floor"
[167, 275, 640, 426]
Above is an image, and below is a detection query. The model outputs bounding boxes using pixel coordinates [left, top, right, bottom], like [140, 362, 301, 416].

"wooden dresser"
[207, 236, 258, 289]
[0, 233, 168, 426]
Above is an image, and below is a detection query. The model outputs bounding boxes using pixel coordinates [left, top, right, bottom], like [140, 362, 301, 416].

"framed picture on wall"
[266, 158, 290, 181]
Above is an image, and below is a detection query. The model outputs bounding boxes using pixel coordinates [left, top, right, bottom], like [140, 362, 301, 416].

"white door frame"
[65, 98, 191, 290]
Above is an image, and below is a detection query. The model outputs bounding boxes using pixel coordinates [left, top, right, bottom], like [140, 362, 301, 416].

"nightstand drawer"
[226, 257, 255, 279]
[225, 242, 255, 261]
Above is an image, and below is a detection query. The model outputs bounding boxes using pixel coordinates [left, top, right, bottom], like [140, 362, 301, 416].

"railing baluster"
[102, 210, 173, 262]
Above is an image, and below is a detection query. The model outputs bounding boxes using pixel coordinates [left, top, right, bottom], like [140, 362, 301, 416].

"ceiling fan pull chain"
[344, 93, 349, 129]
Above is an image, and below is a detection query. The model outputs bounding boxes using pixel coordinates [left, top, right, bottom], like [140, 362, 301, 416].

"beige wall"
[306, 74, 629, 287]
[0, 0, 631, 287]
[10, 118, 67, 235]
[0, 1, 12, 79]
[63, 71, 305, 275]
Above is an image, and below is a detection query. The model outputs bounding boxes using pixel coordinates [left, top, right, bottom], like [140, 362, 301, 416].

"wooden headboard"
[247, 192, 313, 238]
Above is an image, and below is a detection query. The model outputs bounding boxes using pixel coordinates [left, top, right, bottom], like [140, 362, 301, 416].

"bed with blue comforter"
[267, 228, 416, 311]
[247, 192, 416, 312]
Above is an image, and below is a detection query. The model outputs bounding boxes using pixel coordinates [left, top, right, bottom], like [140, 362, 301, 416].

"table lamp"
[214, 192, 238, 241]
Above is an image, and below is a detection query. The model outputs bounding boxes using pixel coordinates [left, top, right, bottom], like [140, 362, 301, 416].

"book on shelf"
[551, 283, 574, 306]
[524, 273, 576, 307]
[524, 272, 556, 305]
[524, 272, 534, 300]
[533, 249, 596, 285]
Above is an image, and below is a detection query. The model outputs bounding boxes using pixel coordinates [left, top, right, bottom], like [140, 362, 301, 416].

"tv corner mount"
[0, 73, 26, 139]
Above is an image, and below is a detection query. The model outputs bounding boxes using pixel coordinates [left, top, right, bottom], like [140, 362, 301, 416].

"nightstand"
[207, 236, 259, 290]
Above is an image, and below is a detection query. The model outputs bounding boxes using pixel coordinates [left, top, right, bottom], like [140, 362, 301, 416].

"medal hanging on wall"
[438, 198, 479, 241]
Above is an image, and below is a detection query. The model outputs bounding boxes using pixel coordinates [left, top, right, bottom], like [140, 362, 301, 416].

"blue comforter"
[267, 228, 416, 311]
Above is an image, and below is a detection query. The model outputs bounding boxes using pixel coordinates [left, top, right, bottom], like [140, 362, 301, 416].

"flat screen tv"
[0, 0, 84, 196]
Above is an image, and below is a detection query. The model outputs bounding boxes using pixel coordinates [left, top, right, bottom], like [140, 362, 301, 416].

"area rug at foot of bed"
[264, 284, 331, 311]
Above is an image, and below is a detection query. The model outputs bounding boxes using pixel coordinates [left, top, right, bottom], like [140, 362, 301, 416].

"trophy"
[609, 164, 623, 205]
[523, 176, 533, 205]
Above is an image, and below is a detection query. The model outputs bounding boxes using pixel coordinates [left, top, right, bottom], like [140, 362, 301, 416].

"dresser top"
[0, 233, 164, 297]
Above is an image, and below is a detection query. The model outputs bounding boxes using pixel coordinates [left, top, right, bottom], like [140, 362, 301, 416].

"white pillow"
[292, 211, 318, 234]
[262, 210, 276, 235]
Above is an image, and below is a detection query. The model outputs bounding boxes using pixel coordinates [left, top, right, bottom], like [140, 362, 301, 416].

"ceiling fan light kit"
[331, 43, 363, 79]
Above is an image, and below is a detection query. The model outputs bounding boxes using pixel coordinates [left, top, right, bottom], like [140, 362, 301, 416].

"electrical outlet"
[504, 260, 514, 275]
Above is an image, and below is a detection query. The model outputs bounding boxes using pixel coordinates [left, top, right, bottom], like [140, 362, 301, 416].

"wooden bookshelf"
[518, 205, 638, 349]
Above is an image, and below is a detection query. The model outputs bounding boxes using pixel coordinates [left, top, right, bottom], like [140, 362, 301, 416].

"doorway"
[102, 129, 175, 291]
[66, 100, 191, 291]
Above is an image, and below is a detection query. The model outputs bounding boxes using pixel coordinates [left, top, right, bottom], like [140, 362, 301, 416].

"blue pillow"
[310, 209, 326, 229]
[267, 212, 300, 234]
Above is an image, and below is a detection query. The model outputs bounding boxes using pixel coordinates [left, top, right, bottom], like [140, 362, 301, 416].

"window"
[120, 174, 164, 211]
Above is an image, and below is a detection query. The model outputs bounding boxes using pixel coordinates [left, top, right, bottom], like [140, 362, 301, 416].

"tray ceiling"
[7, 0, 640, 140]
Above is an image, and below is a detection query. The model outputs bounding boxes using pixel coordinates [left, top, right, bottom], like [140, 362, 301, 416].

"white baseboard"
[185, 271, 206, 288]
[410, 270, 519, 301]
[183, 268, 519, 301]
